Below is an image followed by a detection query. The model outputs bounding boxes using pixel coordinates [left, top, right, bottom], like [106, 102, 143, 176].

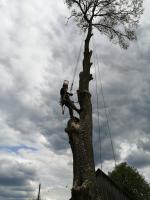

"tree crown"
[65, 0, 143, 48]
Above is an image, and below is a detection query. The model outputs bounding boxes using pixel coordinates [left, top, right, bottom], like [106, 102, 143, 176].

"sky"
[0, 0, 150, 199]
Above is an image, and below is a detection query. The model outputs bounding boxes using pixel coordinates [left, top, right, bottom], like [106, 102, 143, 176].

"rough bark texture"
[65, 26, 101, 200]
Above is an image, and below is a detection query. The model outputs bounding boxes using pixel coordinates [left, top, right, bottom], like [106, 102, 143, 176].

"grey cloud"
[127, 150, 150, 168]
[0, 158, 36, 199]
[138, 138, 150, 152]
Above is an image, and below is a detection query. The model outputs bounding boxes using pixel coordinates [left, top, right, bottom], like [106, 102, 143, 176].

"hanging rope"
[92, 39, 103, 170]
[70, 32, 86, 92]
[92, 36, 117, 168]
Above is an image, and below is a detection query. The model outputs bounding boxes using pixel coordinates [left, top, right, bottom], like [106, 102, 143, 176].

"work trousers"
[63, 99, 79, 118]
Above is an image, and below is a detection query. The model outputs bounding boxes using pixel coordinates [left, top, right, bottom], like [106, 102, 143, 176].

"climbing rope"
[92, 36, 117, 168]
[70, 32, 86, 92]
[92, 39, 103, 170]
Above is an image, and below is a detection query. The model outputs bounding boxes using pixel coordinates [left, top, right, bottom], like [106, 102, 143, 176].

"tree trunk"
[65, 26, 101, 200]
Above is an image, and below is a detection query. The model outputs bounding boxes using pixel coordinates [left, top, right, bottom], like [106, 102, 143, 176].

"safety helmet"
[63, 80, 69, 85]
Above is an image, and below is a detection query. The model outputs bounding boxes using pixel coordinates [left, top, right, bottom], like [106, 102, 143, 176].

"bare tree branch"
[65, 0, 143, 48]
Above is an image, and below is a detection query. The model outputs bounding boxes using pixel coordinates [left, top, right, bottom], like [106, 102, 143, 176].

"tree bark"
[65, 26, 101, 200]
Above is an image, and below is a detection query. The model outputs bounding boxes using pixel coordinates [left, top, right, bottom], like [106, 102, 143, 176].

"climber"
[60, 80, 81, 118]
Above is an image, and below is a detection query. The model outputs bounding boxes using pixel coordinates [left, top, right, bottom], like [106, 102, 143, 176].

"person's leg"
[68, 99, 80, 113]
[68, 106, 74, 118]
[65, 102, 74, 118]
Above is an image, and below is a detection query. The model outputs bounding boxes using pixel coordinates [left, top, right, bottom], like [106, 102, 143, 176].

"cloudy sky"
[0, 0, 150, 199]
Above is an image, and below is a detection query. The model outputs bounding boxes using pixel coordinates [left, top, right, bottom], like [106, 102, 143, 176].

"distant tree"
[65, 1, 143, 200]
[109, 162, 150, 200]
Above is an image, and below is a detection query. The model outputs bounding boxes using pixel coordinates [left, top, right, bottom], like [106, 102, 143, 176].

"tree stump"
[65, 118, 101, 200]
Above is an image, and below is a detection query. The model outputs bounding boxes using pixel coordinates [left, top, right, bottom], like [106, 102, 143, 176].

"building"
[96, 169, 131, 200]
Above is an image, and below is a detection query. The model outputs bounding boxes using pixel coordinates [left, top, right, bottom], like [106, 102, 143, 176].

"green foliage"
[65, 0, 143, 49]
[109, 162, 150, 200]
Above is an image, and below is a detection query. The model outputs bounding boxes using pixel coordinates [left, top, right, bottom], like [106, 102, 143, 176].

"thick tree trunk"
[65, 26, 101, 200]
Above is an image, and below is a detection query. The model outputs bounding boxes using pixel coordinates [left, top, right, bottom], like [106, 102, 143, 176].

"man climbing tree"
[64, 1, 143, 200]
[60, 80, 81, 118]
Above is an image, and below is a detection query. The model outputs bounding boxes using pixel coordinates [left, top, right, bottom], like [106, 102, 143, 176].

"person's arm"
[67, 92, 73, 96]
